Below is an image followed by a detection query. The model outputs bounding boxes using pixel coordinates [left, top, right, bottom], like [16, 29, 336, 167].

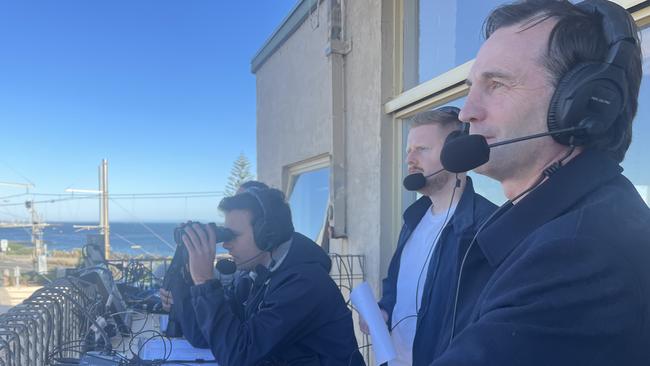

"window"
[621, 25, 650, 206]
[403, 0, 507, 90]
[286, 159, 330, 247]
[397, 2, 650, 209]
[400, 97, 506, 213]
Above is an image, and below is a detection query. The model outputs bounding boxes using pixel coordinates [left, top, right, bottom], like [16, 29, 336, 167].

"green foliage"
[224, 152, 255, 196]
[6, 241, 33, 255]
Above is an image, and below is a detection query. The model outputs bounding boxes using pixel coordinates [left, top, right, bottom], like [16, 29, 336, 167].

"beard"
[421, 171, 451, 196]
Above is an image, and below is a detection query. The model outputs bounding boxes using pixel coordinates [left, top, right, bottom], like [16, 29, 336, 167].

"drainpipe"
[325, 0, 351, 238]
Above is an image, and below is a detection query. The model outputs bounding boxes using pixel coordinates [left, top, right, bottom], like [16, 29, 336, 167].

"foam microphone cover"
[440, 134, 490, 173]
[215, 259, 237, 275]
[403, 173, 426, 191]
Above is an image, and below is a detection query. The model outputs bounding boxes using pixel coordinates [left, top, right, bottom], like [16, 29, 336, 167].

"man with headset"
[429, 0, 650, 364]
[359, 106, 495, 365]
[159, 180, 270, 345]
[183, 187, 365, 366]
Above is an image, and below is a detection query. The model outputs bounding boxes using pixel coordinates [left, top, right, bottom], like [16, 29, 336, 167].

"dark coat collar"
[476, 150, 623, 267]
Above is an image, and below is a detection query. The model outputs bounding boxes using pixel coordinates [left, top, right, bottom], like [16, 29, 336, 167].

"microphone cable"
[447, 143, 576, 346]
[390, 174, 460, 332]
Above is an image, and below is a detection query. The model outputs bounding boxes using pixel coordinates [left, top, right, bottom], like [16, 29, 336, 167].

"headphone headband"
[547, 0, 636, 146]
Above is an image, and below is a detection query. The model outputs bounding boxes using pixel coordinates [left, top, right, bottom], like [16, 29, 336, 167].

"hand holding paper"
[351, 282, 396, 365]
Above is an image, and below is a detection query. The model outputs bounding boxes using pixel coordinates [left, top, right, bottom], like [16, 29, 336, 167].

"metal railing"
[0, 254, 368, 365]
[328, 253, 371, 363]
[0, 278, 100, 366]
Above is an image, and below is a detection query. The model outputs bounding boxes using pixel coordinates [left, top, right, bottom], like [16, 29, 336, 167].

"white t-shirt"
[389, 204, 455, 366]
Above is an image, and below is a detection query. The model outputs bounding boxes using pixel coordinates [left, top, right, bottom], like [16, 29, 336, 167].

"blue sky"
[0, 1, 297, 223]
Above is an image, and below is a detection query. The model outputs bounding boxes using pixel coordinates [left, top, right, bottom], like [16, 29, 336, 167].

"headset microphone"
[440, 124, 590, 173]
[402, 168, 445, 191]
[229, 251, 268, 271]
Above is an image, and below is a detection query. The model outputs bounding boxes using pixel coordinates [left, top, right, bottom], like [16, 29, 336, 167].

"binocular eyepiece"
[173, 221, 236, 246]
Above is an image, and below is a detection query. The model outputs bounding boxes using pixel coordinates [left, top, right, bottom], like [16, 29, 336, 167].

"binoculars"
[173, 221, 236, 246]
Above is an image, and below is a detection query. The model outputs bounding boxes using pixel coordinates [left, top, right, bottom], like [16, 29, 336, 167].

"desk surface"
[112, 311, 219, 365]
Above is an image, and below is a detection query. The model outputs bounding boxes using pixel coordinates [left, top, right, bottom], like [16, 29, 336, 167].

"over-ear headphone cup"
[548, 62, 592, 139]
[253, 219, 270, 252]
[547, 61, 624, 146]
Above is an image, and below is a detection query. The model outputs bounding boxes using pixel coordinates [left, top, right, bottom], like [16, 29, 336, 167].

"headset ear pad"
[250, 188, 294, 252]
[547, 62, 626, 146]
[252, 214, 272, 252]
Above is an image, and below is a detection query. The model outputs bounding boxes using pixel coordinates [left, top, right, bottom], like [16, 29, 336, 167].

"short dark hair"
[218, 187, 294, 248]
[239, 180, 269, 191]
[411, 106, 463, 131]
[484, 0, 642, 162]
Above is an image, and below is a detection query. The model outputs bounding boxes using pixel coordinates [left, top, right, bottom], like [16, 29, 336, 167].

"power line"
[109, 198, 175, 250]
[0, 159, 36, 186]
[30, 191, 224, 197]
[0, 191, 225, 207]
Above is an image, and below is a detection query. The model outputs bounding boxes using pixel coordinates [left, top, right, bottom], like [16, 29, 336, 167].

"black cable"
[347, 343, 372, 366]
[390, 175, 459, 332]
[35, 286, 112, 353]
[447, 145, 575, 345]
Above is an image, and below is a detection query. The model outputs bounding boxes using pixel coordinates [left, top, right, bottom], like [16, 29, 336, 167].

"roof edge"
[250, 0, 318, 73]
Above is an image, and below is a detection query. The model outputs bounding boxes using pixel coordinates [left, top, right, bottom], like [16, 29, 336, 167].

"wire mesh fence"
[0, 278, 100, 366]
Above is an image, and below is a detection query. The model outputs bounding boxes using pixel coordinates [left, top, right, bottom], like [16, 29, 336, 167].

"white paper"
[351, 282, 396, 365]
[140, 337, 217, 363]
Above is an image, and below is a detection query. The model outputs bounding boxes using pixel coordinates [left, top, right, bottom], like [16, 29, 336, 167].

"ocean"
[0, 222, 226, 257]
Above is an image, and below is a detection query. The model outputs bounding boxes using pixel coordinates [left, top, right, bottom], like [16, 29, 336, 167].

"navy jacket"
[378, 177, 496, 365]
[168, 269, 247, 348]
[190, 232, 365, 366]
[429, 150, 650, 365]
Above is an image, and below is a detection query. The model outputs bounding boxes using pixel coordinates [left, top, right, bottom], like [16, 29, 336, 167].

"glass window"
[401, 98, 506, 213]
[621, 25, 650, 206]
[288, 167, 330, 245]
[401, 24, 650, 208]
[403, 0, 507, 90]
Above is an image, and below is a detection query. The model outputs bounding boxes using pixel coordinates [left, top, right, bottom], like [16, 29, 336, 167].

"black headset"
[244, 187, 292, 252]
[547, 0, 637, 146]
[448, 0, 639, 346]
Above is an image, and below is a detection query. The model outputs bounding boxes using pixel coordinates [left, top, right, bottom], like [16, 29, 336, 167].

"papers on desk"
[140, 337, 216, 363]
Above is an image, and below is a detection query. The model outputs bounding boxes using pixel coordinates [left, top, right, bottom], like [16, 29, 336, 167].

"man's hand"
[359, 308, 389, 334]
[159, 288, 174, 312]
[183, 222, 217, 286]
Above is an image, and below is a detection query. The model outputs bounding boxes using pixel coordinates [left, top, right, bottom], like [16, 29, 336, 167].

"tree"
[224, 153, 255, 196]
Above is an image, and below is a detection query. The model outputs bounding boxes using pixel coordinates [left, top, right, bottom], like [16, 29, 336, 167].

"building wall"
[255, 5, 332, 189]
[255, 0, 397, 293]
[338, 0, 394, 292]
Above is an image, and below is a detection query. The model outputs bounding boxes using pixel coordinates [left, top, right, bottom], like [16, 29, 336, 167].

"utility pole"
[0, 181, 49, 274]
[100, 159, 110, 259]
[25, 200, 48, 274]
[67, 159, 111, 259]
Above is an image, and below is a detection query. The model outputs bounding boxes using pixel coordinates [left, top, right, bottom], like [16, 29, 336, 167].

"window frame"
[283, 154, 331, 249]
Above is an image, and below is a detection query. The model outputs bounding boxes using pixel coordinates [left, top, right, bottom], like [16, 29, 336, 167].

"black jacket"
[429, 150, 650, 365]
[190, 232, 365, 366]
[378, 177, 496, 365]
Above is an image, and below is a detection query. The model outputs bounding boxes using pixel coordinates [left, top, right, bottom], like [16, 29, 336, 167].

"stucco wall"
[255, 5, 331, 189]
[339, 0, 387, 291]
[255, 0, 397, 294]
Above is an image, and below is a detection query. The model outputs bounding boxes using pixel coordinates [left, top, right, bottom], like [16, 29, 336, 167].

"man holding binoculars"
[161, 184, 364, 366]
